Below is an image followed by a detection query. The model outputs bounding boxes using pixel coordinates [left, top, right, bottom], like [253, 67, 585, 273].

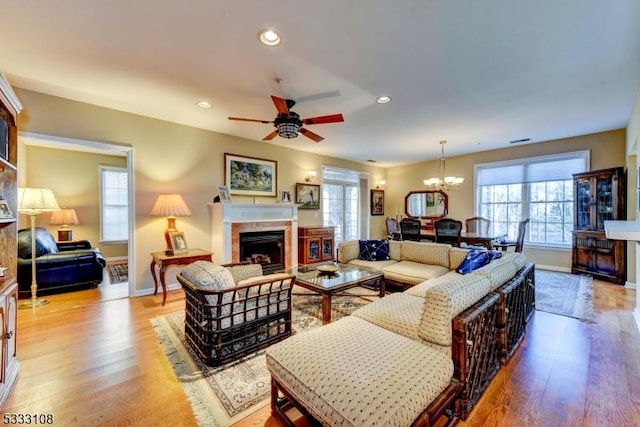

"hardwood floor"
[4, 278, 639, 426]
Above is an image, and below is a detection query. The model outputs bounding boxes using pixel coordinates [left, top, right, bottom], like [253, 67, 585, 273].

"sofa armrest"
[57, 240, 93, 251]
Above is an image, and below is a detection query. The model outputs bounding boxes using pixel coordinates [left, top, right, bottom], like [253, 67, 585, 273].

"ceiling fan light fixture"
[277, 122, 300, 138]
[376, 95, 392, 104]
[258, 29, 282, 46]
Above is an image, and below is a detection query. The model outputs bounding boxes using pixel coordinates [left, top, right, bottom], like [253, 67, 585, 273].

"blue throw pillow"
[487, 250, 503, 261]
[358, 239, 391, 261]
[456, 249, 491, 274]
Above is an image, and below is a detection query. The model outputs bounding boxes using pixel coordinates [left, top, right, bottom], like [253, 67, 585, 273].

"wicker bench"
[177, 261, 294, 366]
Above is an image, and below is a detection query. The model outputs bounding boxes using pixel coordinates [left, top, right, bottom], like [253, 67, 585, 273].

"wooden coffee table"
[284, 263, 385, 324]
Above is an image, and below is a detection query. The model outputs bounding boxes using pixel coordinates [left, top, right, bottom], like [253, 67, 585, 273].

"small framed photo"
[168, 231, 188, 254]
[370, 189, 384, 216]
[280, 190, 292, 203]
[0, 199, 13, 219]
[218, 185, 232, 203]
[295, 183, 320, 210]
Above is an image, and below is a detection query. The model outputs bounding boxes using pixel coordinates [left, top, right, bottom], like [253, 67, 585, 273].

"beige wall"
[387, 129, 627, 271]
[18, 145, 128, 258]
[626, 83, 640, 320]
[15, 88, 386, 296]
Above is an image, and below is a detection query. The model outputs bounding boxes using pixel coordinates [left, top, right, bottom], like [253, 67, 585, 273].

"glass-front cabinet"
[572, 167, 626, 284]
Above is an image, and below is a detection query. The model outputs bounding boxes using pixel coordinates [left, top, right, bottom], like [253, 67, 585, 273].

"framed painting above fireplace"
[225, 153, 277, 197]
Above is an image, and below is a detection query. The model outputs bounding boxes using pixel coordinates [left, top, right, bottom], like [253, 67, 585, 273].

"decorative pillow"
[487, 250, 503, 261]
[456, 249, 491, 274]
[180, 261, 236, 291]
[358, 239, 391, 261]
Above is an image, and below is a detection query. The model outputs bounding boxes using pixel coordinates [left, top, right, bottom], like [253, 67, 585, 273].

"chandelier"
[423, 140, 464, 191]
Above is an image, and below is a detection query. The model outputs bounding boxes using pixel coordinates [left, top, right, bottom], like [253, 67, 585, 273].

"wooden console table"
[150, 249, 213, 305]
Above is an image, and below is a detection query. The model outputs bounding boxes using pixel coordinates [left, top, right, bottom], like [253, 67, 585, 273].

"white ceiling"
[2, 1, 639, 167]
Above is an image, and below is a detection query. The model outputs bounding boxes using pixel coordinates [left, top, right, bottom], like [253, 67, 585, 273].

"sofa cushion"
[404, 271, 460, 298]
[226, 263, 263, 284]
[266, 316, 453, 427]
[337, 240, 361, 263]
[456, 250, 491, 274]
[180, 261, 237, 308]
[401, 241, 450, 268]
[382, 261, 450, 286]
[474, 257, 517, 291]
[358, 239, 391, 261]
[418, 273, 492, 346]
[449, 247, 470, 270]
[347, 258, 398, 270]
[352, 293, 425, 341]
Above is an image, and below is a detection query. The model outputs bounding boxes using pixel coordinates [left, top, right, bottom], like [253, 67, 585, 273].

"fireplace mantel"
[208, 203, 298, 267]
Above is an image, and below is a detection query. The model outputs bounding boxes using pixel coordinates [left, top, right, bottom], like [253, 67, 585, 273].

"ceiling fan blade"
[229, 117, 273, 124]
[263, 130, 279, 141]
[271, 96, 290, 115]
[299, 128, 324, 142]
[301, 113, 344, 125]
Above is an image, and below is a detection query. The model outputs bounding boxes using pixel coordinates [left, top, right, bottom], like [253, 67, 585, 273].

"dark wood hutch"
[0, 74, 21, 408]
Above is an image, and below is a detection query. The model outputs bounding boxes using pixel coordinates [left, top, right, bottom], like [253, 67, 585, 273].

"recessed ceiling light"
[376, 96, 392, 104]
[258, 29, 282, 46]
[197, 101, 212, 108]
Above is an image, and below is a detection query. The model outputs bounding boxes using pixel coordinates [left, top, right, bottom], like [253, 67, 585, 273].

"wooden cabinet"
[0, 74, 21, 408]
[298, 226, 335, 265]
[572, 167, 626, 284]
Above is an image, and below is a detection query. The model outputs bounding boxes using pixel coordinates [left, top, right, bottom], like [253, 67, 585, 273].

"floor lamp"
[17, 187, 61, 309]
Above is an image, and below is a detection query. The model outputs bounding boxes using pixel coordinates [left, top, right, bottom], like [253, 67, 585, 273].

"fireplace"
[209, 203, 298, 269]
[239, 230, 285, 274]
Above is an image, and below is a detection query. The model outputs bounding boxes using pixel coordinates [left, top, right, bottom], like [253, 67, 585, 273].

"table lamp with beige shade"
[17, 187, 61, 308]
[149, 193, 192, 252]
[49, 208, 80, 242]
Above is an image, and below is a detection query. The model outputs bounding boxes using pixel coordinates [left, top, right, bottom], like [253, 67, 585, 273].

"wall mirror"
[404, 190, 448, 218]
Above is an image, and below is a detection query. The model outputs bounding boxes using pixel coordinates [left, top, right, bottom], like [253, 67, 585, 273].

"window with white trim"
[475, 150, 589, 248]
[322, 166, 366, 246]
[100, 166, 129, 242]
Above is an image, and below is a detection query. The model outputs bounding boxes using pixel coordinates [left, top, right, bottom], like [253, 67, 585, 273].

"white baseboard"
[535, 264, 571, 273]
[105, 256, 128, 263]
[625, 281, 637, 290]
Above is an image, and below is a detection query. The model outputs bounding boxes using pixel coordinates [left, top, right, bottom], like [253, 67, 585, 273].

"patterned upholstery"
[401, 241, 450, 267]
[227, 263, 263, 284]
[337, 240, 361, 263]
[449, 247, 470, 270]
[180, 261, 236, 309]
[347, 258, 398, 270]
[474, 257, 517, 291]
[266, 316, 453, 426]
[382, 261, 449, 285]
[404, 271, 461, 298]
[352, 293, 426, 341]
[418, 273, 492, 346]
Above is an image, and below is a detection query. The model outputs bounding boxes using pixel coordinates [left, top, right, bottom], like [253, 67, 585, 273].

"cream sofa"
[266, 240, 533, 426]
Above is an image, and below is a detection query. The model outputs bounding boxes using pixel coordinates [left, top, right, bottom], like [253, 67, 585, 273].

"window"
[100, 166, 129, 242]
[475, 150, 589, 248]
[322, 166, 367, 246]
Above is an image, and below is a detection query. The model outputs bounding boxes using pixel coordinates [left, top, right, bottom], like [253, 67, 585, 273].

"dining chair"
[399, 217, 422, 242]
[465, 216, 490, 234]
[386, 217, 401, 241]
[434, 218, 463, 247]
[494, 218, 530, 253]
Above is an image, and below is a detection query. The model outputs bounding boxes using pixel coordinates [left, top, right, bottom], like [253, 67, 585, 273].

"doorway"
[18, 132, 135, 301]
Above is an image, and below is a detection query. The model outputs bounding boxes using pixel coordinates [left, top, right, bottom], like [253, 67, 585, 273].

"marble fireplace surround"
[209, 203, 299, 268]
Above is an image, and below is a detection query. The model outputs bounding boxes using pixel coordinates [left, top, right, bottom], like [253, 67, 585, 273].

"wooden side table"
[150, 249, 213, 305]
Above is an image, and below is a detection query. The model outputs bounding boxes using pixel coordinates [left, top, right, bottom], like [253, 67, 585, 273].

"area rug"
[151, 288, 379, 426]
[535, 269, 595, 323]
[106, 262, 128, 284]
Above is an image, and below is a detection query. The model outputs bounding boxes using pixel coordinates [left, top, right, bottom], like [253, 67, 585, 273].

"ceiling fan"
[229, 95, 344, 142]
